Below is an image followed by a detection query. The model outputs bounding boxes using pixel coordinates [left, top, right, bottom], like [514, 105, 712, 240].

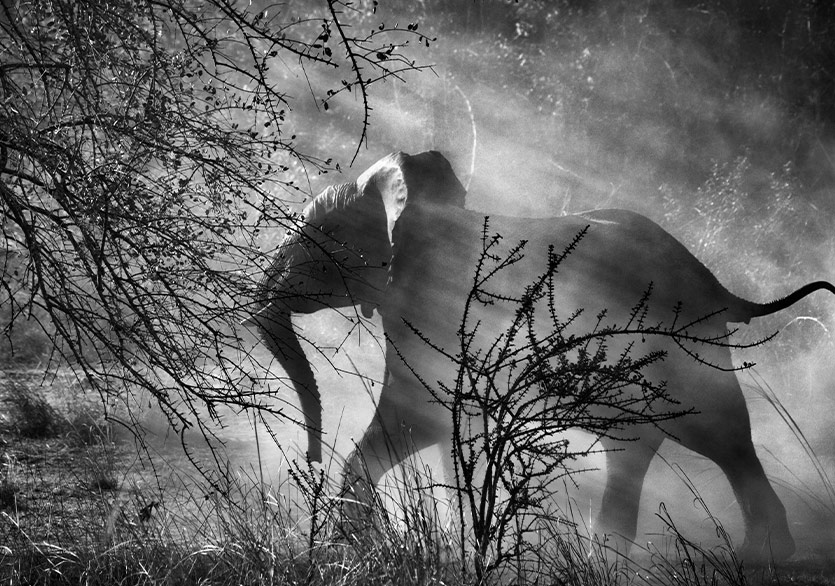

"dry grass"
[3, 373, 835, 585]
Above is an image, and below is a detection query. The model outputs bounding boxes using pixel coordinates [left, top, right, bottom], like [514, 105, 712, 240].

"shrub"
[3, 378, 67, 439]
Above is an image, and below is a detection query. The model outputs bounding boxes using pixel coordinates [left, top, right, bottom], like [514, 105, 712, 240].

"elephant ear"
[356, 151, 466, 243]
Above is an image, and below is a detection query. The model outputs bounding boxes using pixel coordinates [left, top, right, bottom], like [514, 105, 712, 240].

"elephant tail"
[732, 281, 835, 323]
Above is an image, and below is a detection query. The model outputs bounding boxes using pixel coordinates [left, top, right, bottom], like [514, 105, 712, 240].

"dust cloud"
[156, 1, 835, 559]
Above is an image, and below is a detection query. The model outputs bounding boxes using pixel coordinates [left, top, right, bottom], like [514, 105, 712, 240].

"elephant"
[245, 150, 835, 561]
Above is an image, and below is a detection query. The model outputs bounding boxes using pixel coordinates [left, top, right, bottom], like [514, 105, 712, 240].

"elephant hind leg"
[711, 442, 795, 562]
[597, 435, 662, 554]
[664, 354, 794, 562]
[676, 398, 795, 561]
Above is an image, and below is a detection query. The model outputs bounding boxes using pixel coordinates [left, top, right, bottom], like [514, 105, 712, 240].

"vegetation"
[2, 0, 835, 584]
[0, 0, 432, 459]
[1, 221, 803, 585]
[3, 414, 834, 585]
[414, 223, 685, 579]
[2, 336, 834, 582]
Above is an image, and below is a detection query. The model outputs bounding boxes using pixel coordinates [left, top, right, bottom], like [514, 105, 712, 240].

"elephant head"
[245, 152, 466, 462]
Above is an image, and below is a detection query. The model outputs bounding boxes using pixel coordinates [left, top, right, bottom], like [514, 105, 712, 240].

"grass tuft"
[4, 378, 67, 439]
[3, 372, 835, 585]
[0, 460, 18, 510]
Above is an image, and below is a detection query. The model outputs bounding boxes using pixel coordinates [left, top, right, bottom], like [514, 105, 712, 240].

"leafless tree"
[0, 0, 432, 466]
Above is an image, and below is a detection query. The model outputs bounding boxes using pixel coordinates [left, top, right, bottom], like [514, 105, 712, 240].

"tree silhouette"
[0, 0, 432, 461]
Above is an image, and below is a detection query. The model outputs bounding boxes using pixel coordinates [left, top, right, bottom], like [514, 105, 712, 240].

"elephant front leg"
[339, 420, 399, 534]
[338, 379, 446, 539]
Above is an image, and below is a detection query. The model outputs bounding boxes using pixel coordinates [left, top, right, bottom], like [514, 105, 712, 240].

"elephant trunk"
[250, 305, 323, 462]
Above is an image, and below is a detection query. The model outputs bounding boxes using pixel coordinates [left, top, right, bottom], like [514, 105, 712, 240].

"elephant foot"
[738, 529, 795, 564]
[593, 531, 635, 560]
[331, 513, 382, 547]
[333, 511, 375, 542]
[331, 484, 385, 544]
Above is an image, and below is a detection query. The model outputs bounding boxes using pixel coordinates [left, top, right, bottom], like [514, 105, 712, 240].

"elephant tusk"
[240, 303, 272, 328]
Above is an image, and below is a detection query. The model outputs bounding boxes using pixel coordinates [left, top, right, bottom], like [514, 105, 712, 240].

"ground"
[4, 376, 835, 585]
[0, 430, 137, 548]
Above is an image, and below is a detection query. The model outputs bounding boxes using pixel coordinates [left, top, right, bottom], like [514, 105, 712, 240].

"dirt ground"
[0, 429, 141, 548]
[4, 375, 835, 586]
[0, 373, 162, 549]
